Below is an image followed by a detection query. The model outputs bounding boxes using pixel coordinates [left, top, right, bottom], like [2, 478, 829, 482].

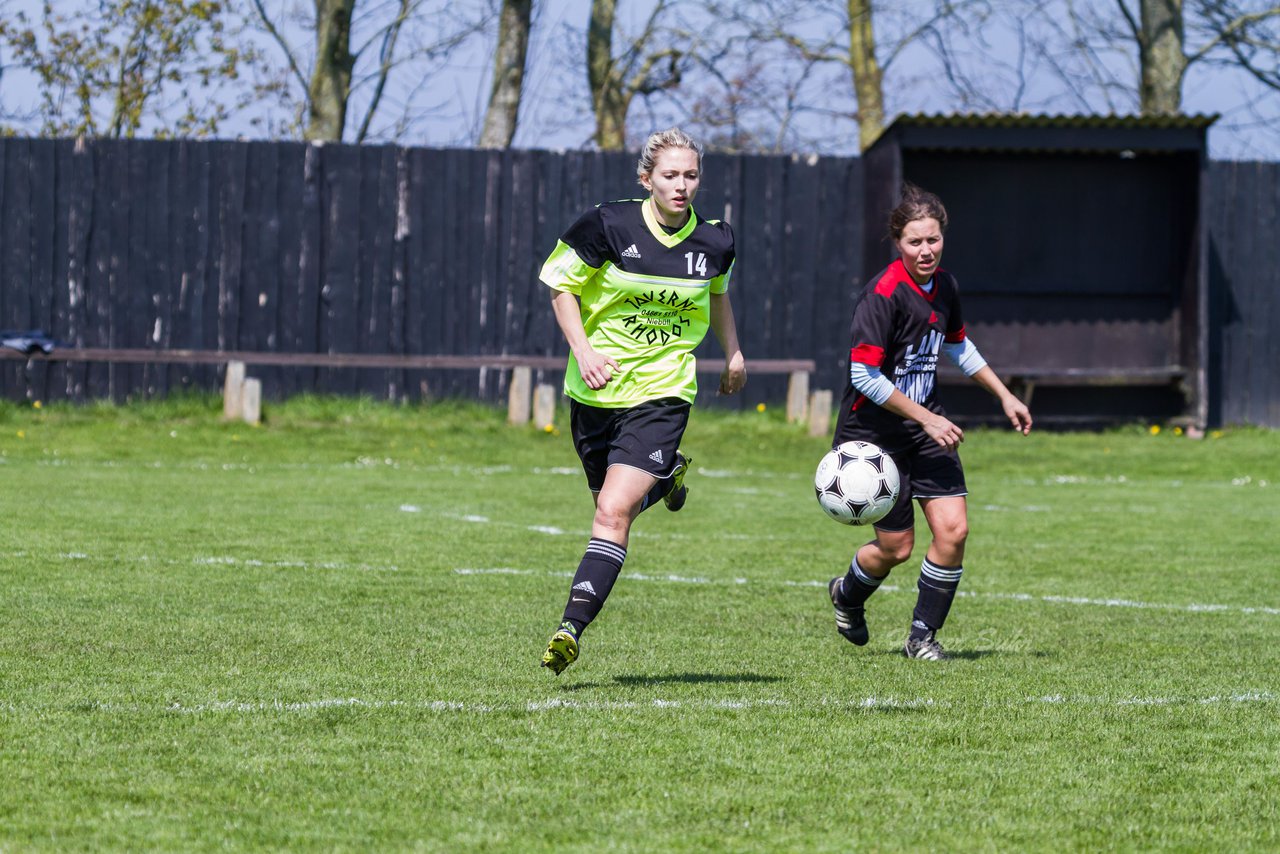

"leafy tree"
[0, 0, 250, 138]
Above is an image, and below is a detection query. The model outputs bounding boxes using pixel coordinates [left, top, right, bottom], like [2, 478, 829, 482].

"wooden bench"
[939, 364, 1188, 407]
[1, 347, 817, 426]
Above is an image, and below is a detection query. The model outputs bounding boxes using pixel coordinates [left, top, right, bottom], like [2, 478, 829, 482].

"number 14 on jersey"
[685, 251, 707, 276]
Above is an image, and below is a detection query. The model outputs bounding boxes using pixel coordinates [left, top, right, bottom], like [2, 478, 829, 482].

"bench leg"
[807, 389, 833, 438]
[241, 378, 262, 425]
[533, 383, 557, 429]
[786, 370, 810, 423]
[223, 361, 246, 420]
[507, 366, 532, 425]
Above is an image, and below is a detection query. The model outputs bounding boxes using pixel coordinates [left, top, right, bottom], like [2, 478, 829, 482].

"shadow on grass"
[558, 672, 783, 692]
[614, 672, 784, 687]
[868, 648, 1052, 660]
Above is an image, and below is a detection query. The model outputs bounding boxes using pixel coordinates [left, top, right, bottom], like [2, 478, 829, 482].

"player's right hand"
[923, 415, 964, 451]
[578, 349, 620, 389]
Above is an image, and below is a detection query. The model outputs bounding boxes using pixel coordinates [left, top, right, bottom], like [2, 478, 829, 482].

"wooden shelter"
[862, 113, 1216, 427]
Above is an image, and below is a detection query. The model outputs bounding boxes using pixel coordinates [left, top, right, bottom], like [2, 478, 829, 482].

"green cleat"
[663, 451, 692, 511]
[541, 622, 580, 675]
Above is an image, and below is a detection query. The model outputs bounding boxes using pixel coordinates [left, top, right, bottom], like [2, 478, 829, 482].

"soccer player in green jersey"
[539, 128, 747, 675]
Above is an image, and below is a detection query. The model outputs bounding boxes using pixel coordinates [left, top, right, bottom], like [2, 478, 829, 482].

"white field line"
[456, 567, 1280, 616]
[15, 456, 1273, 489]
[11, 691, 1264, 717]
[0, 550, 400, 573]
[7, 550, 1275, 615]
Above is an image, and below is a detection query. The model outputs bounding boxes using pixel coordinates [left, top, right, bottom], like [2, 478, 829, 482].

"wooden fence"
[0, 138, 1277, 427]
[0, 138, 861, 410]
[1206, 161, 1280, 429]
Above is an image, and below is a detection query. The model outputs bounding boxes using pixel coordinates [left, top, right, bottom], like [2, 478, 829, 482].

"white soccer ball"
[814, 441, 901, 526]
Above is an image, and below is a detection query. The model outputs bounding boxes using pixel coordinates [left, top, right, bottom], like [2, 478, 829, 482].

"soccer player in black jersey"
[538, 128, 747, 675]
[828, 184, 1032, 660]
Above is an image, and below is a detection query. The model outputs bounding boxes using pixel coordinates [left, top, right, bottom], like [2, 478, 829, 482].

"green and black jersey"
[540, 199, 735, 407]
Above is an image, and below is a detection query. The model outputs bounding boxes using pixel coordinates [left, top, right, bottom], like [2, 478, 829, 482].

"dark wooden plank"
[107, 140, 137, 398]
[86, 140, 118, 397]
[531, 149, 565, 368]
[214, 141, 247, 358]
[1226, 160, 1258, 425]
[403, 147, 432, 398]
[24, 139, 55, 400]
[501, 150, 538, 359]
[138, 139, 173, 396]
[782, 153, 820, 363]
[435, 148, 469, 396]
[1219, 160, 1248, 425]
[0, 139, 21, 395]
[43, 139, 75, 400]
[706, 149, 747, 408]
[168, 140, 196, 391]
[319, 142, 361, 393]
[294, 142, 324, 390]
[1257, 162, 1280, 427]
[241, 142, 276, 354]
[811, 156, 860, 396]
[468, 149, 493, 397]
[724, 154, 778, 406]
[360, 144, 399, 398]
[387, 147, 411, 399]
[61, 138, 95, 397]
[12, 138, 42, 397]
[126, 140, 156, 396]
[271, 142, 306, 396]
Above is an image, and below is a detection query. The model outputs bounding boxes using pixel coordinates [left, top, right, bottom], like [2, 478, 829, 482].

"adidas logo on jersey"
[621, 244, 642, 259]
[572, 580, 597, 594]
[649, 449, 664, 465]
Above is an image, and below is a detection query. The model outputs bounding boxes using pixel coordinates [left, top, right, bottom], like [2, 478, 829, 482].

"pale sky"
[1, 0, 1274, 159]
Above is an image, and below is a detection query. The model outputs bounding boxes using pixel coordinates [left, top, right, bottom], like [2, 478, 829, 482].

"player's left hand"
[718, 352, 746, 395]
[1004, 396, 1033, 435]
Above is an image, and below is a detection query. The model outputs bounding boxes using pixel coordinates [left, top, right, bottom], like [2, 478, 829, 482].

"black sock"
[562, 537, 627, 632]
[838, 555, 887, 608]
[638, 477, 669, 513]
[911, 558, 963, 637]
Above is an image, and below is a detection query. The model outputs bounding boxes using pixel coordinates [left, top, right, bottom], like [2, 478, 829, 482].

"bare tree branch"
[249, 0, 311, 94]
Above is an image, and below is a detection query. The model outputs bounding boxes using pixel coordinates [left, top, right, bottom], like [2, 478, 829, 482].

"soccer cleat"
[541, 622, 580, 675]
[903, 631, 946, 661]
[663, 451, 692, 512]
[829, 577, 869, 646]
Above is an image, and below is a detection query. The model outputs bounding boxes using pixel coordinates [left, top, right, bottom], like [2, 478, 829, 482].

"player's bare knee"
[870, 534, 914, 566]
[935, 519, 968, 551]
[592, 502, 632, 535]
[885, 542, 915, 566]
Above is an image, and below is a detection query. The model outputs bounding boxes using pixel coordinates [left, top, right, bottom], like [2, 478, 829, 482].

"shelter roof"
[871, 112, 1218, 154]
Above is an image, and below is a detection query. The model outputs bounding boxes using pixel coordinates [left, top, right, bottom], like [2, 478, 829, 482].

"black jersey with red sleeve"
[833, 258, 969, 451]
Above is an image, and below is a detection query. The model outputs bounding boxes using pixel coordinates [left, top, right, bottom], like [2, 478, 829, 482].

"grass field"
[1, 395, 1278, 851]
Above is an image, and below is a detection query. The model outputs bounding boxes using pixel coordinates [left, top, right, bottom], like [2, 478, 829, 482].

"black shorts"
[839, 430, 967, 532]
[570, 398, 691, 492]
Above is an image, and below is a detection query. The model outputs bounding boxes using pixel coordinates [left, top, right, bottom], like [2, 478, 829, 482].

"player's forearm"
[969, 365, 1018, 404]
[551, 291, 592, 356]
[709, 292, 743, 363]
[880, 388, 944, 428]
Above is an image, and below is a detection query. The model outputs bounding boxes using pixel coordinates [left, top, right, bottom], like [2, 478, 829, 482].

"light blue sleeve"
[942, 337, 988, 377]
[850, 361, 895, 405]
